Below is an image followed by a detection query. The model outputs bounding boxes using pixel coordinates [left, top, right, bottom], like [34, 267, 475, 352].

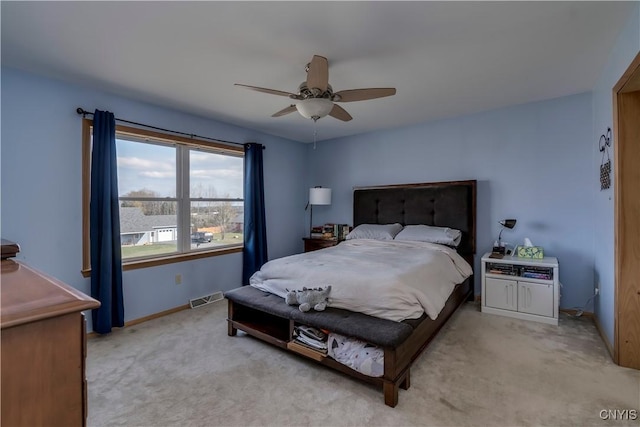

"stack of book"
[486, 263, 519, 276]
[310, 226, 325, 238]
[291, 325, 328, 355]
[310, 224, 350, 240]
[521, 266, 553, 280]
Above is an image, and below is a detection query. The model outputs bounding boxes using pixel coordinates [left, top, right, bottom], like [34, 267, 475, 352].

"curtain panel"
[90, 109, 125, 334]
[243, 143, 268, 284]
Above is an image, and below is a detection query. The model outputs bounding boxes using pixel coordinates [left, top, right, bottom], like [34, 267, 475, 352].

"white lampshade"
[296, 98, 334, 120]
[309, 187, 332, 205]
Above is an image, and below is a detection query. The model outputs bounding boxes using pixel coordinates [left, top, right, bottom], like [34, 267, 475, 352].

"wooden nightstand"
[303, 237, 339, 253]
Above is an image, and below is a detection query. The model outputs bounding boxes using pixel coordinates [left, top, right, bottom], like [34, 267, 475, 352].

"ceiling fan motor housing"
[295, 82, 334, 100]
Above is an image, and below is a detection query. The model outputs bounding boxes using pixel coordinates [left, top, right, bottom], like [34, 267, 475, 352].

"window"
[82, 120, 244, 275]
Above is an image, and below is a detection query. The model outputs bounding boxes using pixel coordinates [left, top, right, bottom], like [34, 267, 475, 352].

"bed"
[225, 180, 476, 406]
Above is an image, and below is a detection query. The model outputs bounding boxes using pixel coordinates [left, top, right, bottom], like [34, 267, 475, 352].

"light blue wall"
[0, 68, 308, 328]
[308, 93, 594, 310]
[3, 2, 638, 335]
[591, 4, 640, 346]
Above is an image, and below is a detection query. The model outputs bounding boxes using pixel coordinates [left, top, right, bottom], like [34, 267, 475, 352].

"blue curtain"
[243, 143, 268, 284]
[90, 109, 125, 334]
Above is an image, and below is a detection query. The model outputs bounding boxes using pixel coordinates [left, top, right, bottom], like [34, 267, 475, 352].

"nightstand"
[481, 252, 559, 325]
[303, 237, 339, 253]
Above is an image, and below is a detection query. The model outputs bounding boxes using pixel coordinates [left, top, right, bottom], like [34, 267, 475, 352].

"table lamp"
[306, 187, 331, 237]
[493, 218, 517, 255]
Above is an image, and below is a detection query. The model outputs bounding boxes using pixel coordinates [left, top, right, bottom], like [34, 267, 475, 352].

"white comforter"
[250, 239, 473, 322]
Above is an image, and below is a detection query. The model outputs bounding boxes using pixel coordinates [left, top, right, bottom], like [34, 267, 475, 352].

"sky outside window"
[190, 150, 243, 199]
[116, 138, 176, 197]
[116, 139, 243, 198]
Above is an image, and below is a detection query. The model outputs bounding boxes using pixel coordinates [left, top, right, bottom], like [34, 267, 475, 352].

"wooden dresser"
[1, 243, 100, 427]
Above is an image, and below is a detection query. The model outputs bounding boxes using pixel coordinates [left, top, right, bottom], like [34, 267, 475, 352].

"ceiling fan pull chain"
[313, 120, 318, 150]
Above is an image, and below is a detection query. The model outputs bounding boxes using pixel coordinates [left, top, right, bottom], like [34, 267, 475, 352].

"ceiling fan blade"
[333, 88, 396, 102]
[234, 83, 296, 98]
[271, 105, 297, 117]
[329, 104, 352, 122]
[306, 55, 328, 93]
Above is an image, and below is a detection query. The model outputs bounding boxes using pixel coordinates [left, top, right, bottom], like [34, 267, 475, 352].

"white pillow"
[393, 224, 462, 247]
[345, 223, 404, 240]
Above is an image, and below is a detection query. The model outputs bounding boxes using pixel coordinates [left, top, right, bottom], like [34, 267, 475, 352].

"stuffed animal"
[285, 286, 331, 312]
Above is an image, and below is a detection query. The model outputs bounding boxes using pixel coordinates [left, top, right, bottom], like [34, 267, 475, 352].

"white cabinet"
[518, 281, 554, 317]
[481, 253, 559, 325]
[485, 277, 517, 311]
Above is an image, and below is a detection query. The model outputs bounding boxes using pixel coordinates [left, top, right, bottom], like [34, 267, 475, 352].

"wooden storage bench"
[225, 282, 471, 407]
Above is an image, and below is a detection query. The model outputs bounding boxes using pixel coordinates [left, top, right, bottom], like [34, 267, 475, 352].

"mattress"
[250, 239, 472, 321]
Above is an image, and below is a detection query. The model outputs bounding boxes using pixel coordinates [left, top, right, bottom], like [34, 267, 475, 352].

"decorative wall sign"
[599, 128, 612, 190]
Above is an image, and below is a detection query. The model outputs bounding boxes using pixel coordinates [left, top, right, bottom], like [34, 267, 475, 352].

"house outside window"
[82, 120, 244, 275]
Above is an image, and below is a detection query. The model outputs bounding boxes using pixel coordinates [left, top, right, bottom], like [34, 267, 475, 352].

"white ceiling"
[1, 2, 634, 143]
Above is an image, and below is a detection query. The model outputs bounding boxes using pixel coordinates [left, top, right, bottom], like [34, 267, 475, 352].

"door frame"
[613, 51, 640, 367]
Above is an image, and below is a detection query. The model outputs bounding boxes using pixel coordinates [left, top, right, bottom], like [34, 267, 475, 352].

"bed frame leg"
[383, 381, 399, 407]
[228, 321, 237, 336]
[227, 300, 237, 336]
[400, 369, 410, 390]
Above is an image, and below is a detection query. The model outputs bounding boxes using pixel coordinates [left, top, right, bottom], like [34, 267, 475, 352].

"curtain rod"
[76, 108, 263, 149]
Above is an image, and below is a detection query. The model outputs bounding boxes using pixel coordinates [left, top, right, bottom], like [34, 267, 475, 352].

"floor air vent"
[189, 291, 223, 309]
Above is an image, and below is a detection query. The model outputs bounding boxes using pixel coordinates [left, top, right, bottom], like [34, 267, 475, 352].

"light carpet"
[87, 300, 639, 427]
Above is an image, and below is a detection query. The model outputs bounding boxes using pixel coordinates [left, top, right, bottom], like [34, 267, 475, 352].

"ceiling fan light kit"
[296, 98, 334, 121]
[235, 55, 396, 122]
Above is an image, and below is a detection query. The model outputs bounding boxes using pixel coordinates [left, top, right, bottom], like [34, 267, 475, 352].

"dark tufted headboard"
[353, 180, 477, 256]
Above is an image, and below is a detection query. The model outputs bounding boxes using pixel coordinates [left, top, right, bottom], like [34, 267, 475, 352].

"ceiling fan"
[235, 55, 396, 122]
